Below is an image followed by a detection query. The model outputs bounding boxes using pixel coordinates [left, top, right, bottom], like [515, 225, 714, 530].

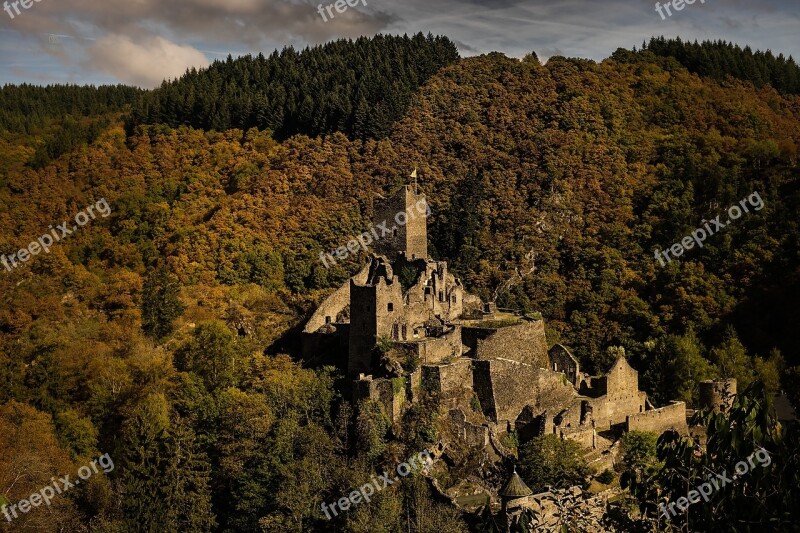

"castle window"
[392, 324, 399, 339]
[388, 303, 394, 312]
[402, 325, 407, 340]
[325, 316, 332, 324]
[393, 228, 398, 237]
[439, 291, 444, 302]
[451, 295, 457, 303]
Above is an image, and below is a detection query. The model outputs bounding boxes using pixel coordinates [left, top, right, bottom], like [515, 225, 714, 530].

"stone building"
[303, 184, 687, 443]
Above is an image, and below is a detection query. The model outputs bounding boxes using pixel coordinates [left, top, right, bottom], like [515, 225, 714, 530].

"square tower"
[373, 186, 428, 261]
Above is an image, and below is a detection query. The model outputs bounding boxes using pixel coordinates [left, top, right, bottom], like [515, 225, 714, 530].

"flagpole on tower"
[411, 167, 418, 193]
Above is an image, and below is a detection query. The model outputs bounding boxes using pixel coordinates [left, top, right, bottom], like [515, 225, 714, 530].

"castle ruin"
[303, 184, 689, 450]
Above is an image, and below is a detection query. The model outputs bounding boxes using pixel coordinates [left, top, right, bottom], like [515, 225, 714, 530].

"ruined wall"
[476, 358, 576, 428]
[462, 327, 496, 357]
[448, 409, 490, 447]
[422, 359, 473, 397]
[548, 344, 580, 386]
[584, 392, 647, 430]
[626, 402, 688, 435]
[353, 376, 406, 424]
[304, 263, 370, 333]
[606, 357, 640, 400]
[418, 326, 462, 364]
[475, 320, 549, 368]
[576, 357, 648, 429]
[560, 426, 596, 449]
[553, 400, 584, 432]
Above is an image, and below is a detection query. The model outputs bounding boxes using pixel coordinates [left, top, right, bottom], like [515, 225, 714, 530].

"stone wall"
[548, 344, 580, 386]
[553, 400, 584, 432]
[699, 379, 737, 413]
[626, 401, 688, 435]
[606, 357, 640, 400]
[373, 185, 428, 261]
[578, 357, 647, 429]
[304, 263, 370, 333]
[448, 409, 490, 447]
[353, 375, 406, 423]
[461, 326, 496, 356]
[475, 320, 549, 368]
[560, 426, 596, 449]
[584, 392, 647, 430]
[418, 325, 462, 364]
[421, 358, 473, 397]
[472, 360, 496, 421]
[474, 358, 576, 428]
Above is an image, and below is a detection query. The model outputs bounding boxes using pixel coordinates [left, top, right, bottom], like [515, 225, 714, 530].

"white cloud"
[87, 35, 210, 88]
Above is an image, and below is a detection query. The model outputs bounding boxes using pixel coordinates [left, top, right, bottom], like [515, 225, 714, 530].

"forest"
[0, 34, 799, 531]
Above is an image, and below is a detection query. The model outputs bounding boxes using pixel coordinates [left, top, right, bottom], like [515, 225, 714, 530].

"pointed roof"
[608, 354, 632, 374]
[500, 467, 532, 499]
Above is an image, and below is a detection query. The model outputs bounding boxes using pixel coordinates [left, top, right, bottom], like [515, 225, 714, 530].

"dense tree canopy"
[0, 36, 799, 531]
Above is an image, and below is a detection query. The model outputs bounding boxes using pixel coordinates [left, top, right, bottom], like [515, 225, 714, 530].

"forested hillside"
[638, 37, 800, 94]
[125, 33, 460, 140]
[0, 37, 799, 531]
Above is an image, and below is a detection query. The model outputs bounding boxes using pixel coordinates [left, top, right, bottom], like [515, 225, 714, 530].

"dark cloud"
[0, 0, 797, 86]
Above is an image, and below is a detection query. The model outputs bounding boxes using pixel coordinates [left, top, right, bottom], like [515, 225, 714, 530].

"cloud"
[86, 35, 210, 88]
[1, 0, 798, 86]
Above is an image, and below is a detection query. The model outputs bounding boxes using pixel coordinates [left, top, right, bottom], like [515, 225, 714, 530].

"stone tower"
[699, 379, 737, 413]
[348, 257, 404, 377]
[373, 185, 428, 261]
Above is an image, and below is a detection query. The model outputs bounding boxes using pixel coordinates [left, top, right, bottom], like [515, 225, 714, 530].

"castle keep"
[303, 185, 688, 449]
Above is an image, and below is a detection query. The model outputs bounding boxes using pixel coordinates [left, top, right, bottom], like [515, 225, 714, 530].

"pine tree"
[141, 263, 184, 341]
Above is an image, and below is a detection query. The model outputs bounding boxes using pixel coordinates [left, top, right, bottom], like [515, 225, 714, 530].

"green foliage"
[596, 469, 615, 485]
[392, 377, 406, 395]
[470, 394, 482, 413]
[402, 351, 420, 373]
[620, 431, 660, 478]
[355, 400, 390, 464]
[500, 431, 519, 451]
[118, 393, 215, 532]
[624, 381, 800, 531]
[398, 264, 421, 293]
[754, 348, 784, 395]
[638, 37, 800, 95]
[642, 329, 718, 406]
[710, 327, 756, 390]
[376, 335, 394, 354]
[0, 83, 141, 134]
[141, 263, 185, 341]
[519, 434, 590, 492]
[473, 319, 520, 329]
[126, 33, 459, 140]
[174, 321, 242, 391]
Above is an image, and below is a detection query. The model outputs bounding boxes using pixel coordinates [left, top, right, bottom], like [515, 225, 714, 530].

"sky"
[0, 0, 797, 88]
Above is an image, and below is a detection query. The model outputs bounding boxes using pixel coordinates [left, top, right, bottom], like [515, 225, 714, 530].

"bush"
[519, 434, 590, 492]
[596, 469, 615, 484]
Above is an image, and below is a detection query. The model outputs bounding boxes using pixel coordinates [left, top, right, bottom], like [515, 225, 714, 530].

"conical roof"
[500, 467, 532, 498]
